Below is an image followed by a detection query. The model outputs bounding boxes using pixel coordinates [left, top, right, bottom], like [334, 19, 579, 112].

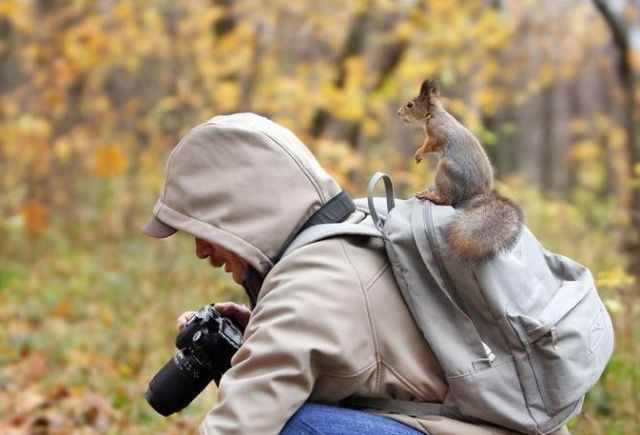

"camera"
[145, 305, 244, 416]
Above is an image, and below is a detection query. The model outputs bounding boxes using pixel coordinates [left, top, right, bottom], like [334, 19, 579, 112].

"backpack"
[282, 172, 614, 435]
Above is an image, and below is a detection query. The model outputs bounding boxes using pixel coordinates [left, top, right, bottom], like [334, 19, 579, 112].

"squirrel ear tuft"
[419, 79, 439, 99]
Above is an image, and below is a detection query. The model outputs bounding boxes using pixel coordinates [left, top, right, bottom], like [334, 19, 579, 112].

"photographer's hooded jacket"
[144, 113, 543, 435]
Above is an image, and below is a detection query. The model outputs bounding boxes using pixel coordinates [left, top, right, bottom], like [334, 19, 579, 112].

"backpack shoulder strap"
[281, 223, 382, 259]
[282, 172, 396, 259]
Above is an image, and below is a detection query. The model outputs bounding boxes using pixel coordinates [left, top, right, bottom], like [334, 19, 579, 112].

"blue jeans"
[281, 403, 424, 435]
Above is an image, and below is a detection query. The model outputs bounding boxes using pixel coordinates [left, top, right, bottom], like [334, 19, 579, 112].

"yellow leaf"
[604, 298, 625, 314]
[93, 95, 112, 114]
[569, 119, 589, 135]
[539, 64, 555, 86]
[568, 140, 600, 163]
[446, 98, 468, 116]
[118, 363, 132, 376]
[53, 300, 73, 319]
[101, 307, 114, 326]
[630, 50, 640, 73]
[22, 200, 48, 238]
[0, 0, 21, 16]
[213, 81, 241, 113]
[475, 88, 498, 114]
[596, 266, 635, 289]
[115, 3, 134, 21]
[394, 21, 415, 41]
[335, 91, 364, 122]
[363, 118, 381, 136]
[94, 146, 127, 178]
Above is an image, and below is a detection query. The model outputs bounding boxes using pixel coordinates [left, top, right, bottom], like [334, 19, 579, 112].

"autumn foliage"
[0, 0, 638, 433]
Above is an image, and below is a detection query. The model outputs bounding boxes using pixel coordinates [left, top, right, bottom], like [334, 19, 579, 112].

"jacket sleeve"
[199, 240, 377, 435]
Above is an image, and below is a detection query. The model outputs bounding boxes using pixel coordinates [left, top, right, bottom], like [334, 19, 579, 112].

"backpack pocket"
[508, 274, 614, 415]
[447, 358, 538, 433]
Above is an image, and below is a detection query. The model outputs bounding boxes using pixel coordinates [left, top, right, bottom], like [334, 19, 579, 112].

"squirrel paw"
[416, 190, 448, 205]
[414, 150, 424, 164]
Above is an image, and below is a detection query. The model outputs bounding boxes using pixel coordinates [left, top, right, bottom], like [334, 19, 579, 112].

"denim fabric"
[280, 403, 424, 435]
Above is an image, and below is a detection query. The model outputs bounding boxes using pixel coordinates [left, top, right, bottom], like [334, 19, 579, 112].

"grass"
[0, 182, 637, 434]
[0, 228, 245, 433]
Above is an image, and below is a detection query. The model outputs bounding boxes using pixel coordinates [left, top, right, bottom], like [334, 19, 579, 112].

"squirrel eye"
[407, 101, 414, 108]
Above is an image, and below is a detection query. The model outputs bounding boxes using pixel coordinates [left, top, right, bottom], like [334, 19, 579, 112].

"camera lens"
[145, 351, 214, 416]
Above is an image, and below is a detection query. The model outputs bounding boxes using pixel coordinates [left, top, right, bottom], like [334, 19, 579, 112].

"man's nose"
[195, 238, 213, 259]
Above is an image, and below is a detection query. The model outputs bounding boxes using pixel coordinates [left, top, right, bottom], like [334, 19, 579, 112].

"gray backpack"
[283, 173, 614, 435]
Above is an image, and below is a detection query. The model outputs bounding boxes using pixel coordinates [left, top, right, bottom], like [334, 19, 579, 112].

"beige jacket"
[143, 113, 552, 435]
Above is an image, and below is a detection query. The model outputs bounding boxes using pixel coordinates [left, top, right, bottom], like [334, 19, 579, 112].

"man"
[142, 113, 525, 434]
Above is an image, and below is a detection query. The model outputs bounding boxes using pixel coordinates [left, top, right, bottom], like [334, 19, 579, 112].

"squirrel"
[397, 79, 523, 263]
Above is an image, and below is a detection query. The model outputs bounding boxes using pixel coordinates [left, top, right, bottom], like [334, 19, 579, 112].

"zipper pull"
[482, 341, 496, 363]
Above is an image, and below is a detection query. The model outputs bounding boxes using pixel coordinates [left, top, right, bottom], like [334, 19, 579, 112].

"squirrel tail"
[445, 193, 523, 263]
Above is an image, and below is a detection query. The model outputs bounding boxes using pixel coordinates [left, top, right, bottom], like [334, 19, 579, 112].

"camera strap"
[241, 267, 262, 309]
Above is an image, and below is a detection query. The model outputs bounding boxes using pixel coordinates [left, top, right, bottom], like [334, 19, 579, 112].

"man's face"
[194, 237, 248, 284]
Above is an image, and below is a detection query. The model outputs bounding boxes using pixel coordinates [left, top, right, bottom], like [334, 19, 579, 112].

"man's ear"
[419, 79, 439, 100]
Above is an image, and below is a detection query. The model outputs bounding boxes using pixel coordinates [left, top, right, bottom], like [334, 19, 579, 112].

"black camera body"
[145, 305, 244, 416]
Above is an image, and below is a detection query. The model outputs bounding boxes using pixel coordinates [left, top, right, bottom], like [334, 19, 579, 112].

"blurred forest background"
[0, 0, 638, 433]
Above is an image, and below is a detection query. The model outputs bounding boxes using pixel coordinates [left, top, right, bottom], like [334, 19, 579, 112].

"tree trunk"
[309, 7, 371, 139]
[540, 86, 554, 194]
[591, 0, 640, 279]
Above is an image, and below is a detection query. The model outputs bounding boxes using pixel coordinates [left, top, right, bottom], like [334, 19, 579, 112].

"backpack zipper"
[422, 202, 467, 311]
[422, 201, 495, 364]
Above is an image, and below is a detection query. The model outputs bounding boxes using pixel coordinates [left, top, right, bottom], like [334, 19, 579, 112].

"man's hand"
[176, 310, 197, 330]
[176, 302, 251, 331]
[214, 301, 252, 330]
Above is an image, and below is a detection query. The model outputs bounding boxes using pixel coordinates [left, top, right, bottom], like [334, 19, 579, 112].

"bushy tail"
[446, 193, 523, 263]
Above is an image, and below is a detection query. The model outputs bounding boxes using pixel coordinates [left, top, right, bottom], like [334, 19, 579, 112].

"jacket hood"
[143, 113, 343, 275]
